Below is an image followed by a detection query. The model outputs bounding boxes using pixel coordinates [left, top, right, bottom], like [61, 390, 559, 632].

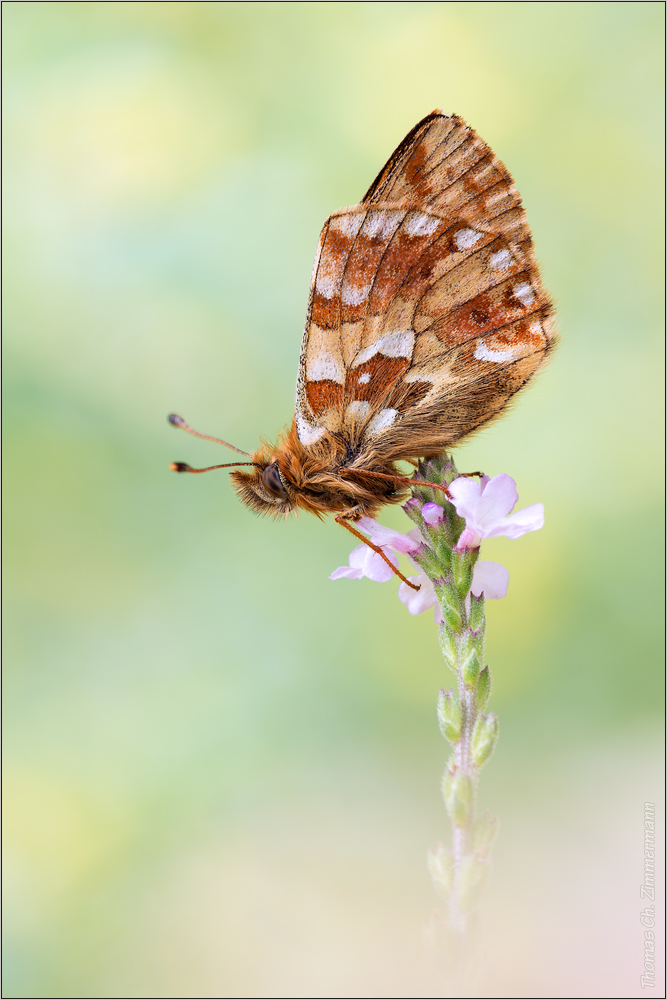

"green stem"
[450, 632, 479, 932]
[410, 455, 498, 933]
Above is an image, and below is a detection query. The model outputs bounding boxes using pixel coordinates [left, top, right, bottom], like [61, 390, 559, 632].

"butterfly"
[170, 110, 555, 588]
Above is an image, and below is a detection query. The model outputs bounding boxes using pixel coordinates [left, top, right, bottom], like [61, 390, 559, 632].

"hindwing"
[294, 111, 555, 461]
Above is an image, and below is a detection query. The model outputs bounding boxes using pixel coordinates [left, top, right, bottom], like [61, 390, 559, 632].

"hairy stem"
[450, 631, 480, 932]
[406, 454, 498, 933]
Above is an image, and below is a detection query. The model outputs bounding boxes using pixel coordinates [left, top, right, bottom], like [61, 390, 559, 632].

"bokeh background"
[3, 3, 664, 997]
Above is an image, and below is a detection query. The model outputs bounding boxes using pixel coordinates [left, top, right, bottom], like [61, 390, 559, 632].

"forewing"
[295, 112, 555, 458]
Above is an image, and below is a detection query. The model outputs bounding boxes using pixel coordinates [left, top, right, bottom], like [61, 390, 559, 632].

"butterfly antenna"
[170, 461, 260, 474]
[168, 413, 251, 457]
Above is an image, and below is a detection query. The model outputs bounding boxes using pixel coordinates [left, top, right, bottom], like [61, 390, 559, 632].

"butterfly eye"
[261, 462, 288, 500]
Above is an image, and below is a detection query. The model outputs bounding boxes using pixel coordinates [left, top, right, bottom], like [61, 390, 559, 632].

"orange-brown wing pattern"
[294, 111, 555, 457]
[362, 111, 526, 236]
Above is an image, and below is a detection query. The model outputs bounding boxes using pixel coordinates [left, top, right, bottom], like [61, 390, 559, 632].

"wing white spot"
[366, 408, 398, 437]
[306, 353, 344, 382]
[315, 268, 339, 299]
[341, 281, 372, 306]
[513, 281, 535, 306]
[405, 213, 440, 237]
[455, 228, 483, 251]
[490, 248, 512, 271]
[296, 410, 326, 445]
[363, 210, 404, 239]
[352, 330, 415, 367]
[357, 373, 371, 384]
[345, 401, 370, 421]
[330, 213, 365, 237]
[305, 328, 345, 383]
[474, 340, 516, 363]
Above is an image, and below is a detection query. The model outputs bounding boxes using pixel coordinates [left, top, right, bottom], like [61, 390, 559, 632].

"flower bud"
[475, 666, 491, 711]
[437, 623, 459, 672]
[435, 581, 463, 632]
[422, 502, 444, 526]
[401, 497, 424, 526]
[459, 631, 481, 687]
[427, 843, 454, 900]
[467, 591, 485, 632]
[434, 538, 454, 569]
[451, 547, 475, 598]
[437, 688, 462, 744]
[442, 767, 473, 827]
[410, 477, 440, 505]
[471, 713, 499, 768]
[414, 546, 448, 580]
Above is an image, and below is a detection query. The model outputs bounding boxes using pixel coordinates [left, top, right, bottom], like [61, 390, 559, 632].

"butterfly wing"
[294, 111, 555, 460]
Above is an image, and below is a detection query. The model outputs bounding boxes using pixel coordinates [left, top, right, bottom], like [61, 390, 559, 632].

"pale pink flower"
[329, 542, 398, 583]
[331, 497, 514, 616]
[448, 474, 544, 549]
[356, 516, 422, 553]
[330, 517, 422, 581]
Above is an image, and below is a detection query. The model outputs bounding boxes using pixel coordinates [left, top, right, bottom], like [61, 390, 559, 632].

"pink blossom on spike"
[448, 474, 544, 548]
[329, 543, 398, 582]
[356, 516, 422, 554]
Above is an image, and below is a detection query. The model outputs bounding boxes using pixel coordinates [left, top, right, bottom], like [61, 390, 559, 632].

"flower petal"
[447, 477, 485, 528]
[449, 473, 541, 542]
[398, 574, 437, 614]
[348, 543, 372, 571]
[330, 542, 397, 582]
[357, 543, 398, 582]
[406, 526, 427, 546]
[471, 560, 509, 599]
[484, 502, 545, 539]
[475, 474, 519, 529]
[329, 565, 364, 580]
[356, 516, 420, 554]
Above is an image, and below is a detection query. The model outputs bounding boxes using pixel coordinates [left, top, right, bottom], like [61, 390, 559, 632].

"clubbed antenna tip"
[165, 412, 250, 456]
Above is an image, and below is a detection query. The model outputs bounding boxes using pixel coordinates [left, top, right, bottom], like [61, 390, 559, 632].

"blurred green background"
[3, 3, 664, 997]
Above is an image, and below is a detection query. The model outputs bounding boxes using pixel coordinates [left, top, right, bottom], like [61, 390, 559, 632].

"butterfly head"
[231, 463, 293, 517]
[230, 429, 372, 520]
[230, 446, 297, 518]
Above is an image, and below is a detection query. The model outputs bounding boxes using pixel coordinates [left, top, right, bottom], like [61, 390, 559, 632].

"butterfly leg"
[340, 468, 453, 498]
[334, 514, 420, 591]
